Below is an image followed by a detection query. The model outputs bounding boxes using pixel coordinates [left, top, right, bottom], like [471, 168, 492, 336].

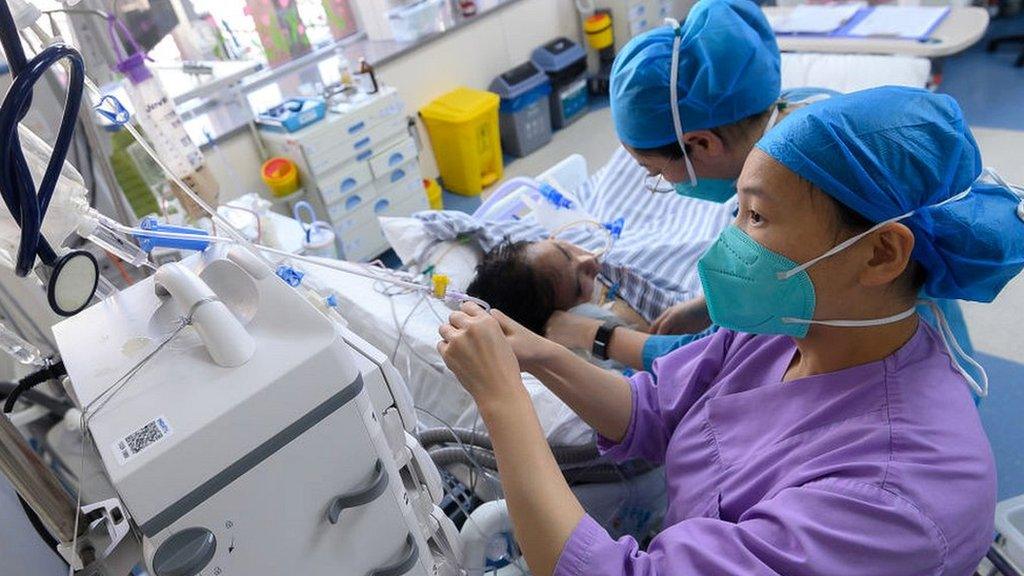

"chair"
[987, 34, 1024, 68]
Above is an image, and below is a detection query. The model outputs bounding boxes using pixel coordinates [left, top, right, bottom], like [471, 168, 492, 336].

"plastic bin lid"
[420, 87, 500, 123]
[530, 37, 586, 73]
[488, 61, 550, 100]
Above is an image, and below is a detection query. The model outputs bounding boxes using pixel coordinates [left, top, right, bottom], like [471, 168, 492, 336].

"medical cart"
[259, 86, 429, 262]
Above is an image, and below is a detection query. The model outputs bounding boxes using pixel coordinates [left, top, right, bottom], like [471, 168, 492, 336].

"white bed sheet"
[309, 264, 595, 447]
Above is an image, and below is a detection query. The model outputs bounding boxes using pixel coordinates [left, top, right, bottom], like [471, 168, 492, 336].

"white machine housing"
[53, 246, 461, 576]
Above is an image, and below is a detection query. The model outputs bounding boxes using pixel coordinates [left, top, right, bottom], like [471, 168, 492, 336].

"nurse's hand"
[545, 311, 601, 351]
[651, 296, 712, 335]
[438, 302, 525, 406]
[490, 308, 562, 371]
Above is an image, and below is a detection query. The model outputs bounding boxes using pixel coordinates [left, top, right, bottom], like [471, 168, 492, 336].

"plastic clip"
[275, 265, 305, 287]
[432, 274, 450, 299]
[93, 95, 130, 125]
[603, 217, 625, 239]
[538, 184, 574, 209]
[134, 216, 210, 253]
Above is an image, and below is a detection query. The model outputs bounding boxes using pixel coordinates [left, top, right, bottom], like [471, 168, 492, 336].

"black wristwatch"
[592, 319, 621, 361]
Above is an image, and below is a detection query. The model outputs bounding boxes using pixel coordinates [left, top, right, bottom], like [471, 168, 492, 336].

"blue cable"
[0, 2, 85, 277]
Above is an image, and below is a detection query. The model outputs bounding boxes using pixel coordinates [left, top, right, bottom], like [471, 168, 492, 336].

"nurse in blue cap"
[546, 0, 834, 343]
[548, 0, 978, 381]
[609, 0, 796, 203]
[436, 86, 1024, 576]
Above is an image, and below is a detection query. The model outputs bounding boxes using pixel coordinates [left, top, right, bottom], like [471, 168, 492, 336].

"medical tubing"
[475, 177, 561, 220]
[420, 427, 494, 450]
[0, 380, 72, 416]
[0, 0, 27, 75]
[104, 219, 489, 307]
[257, 244, 432, 294]
[428, 446, 641, 484]
[0, 36, 85, 275]
[2, 359, 66, 414]
[548, 219, 614, 257]
[430, 445, 499, 470]
[425, 437, 601, 466]
[65, 67, 257, 261]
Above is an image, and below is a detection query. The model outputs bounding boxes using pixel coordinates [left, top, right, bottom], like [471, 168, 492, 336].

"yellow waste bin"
[420, 87, 503, 196]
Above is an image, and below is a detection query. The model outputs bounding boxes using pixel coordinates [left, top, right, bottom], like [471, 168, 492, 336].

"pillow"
[378, 216, 482, 292]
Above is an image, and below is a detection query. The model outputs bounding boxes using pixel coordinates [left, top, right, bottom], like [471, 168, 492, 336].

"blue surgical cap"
[757, 86, 1024, 303]
[609, 0, 781, 149]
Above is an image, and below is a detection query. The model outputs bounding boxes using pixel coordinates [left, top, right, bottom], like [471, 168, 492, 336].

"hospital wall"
[206, 0, 583, 202]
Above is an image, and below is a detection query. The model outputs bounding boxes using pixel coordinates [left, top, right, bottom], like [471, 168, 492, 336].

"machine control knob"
[152, 527, 217, 576]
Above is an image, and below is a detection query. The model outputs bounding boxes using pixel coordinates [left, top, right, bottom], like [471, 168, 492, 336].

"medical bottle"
[117, 53, 220, 218]
[529, 183, 597, 233]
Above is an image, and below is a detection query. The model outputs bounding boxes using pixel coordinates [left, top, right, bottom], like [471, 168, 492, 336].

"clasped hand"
[437, 302, 557, 405]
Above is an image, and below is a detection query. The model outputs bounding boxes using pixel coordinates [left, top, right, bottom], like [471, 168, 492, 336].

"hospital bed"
[295, 61, 941, 547]
[306, 156, 622, 436]
[305, 151, 675, 541]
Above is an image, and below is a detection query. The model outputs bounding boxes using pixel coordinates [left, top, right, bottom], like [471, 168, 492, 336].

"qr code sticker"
[113, 416, 172, 465]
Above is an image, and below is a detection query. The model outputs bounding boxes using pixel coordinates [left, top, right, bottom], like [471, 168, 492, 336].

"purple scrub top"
[556, 322, 995, 576]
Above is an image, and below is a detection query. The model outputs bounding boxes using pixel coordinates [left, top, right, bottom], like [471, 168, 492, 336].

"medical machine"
[20, 246, 459, 575]
[0, 0, 471, 572]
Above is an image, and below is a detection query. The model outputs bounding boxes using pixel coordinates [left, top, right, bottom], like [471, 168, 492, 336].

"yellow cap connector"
[432, 274, 450, 299]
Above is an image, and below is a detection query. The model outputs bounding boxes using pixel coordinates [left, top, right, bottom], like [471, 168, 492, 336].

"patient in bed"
[465, 237, 708, 341]
[466, 239, 614, 334]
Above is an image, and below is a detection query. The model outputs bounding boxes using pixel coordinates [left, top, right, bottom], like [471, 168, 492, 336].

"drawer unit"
[259, 87, 430, 263]
[319, 160, 375, 206]
[304, 115, 409, 178]
[369, 137, 418, 179]
[334, 163, 429, 262]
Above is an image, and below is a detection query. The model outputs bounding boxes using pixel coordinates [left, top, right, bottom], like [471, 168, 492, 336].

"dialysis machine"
[0, 0, 469, 571]
[6, 244, 465, 575]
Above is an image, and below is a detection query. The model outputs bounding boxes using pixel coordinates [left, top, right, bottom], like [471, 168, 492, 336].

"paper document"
[772, 4, 865, 35]
[846, 6, 950, 39]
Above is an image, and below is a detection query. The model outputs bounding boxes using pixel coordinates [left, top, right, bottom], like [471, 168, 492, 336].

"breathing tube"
[0, 1, 85, 277]
[90, 214, 492, 310]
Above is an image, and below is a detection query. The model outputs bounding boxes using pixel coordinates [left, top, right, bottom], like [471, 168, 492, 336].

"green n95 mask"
[673, 179, 738, 203]
[696, 210, 987, 398]
[696, 213, 937, 338]
[697, 225, 817, 338]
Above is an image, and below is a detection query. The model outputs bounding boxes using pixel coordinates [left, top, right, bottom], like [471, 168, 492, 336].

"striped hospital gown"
[416, 146, 736, 322]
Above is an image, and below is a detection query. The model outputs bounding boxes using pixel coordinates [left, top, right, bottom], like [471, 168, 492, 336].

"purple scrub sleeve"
[561, 324, 995, 576]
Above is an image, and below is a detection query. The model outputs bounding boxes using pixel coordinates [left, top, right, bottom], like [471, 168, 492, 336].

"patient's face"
[526, 240, 601, 310]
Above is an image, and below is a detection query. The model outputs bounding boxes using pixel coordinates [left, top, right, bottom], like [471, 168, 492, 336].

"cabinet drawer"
[331, 89, 405, 137]
[334, 192, 429, 262]
[305, 116, 409, 177]
[336, 218, 389, 262]
[318, 160, 374, 205]
[372, 179, 430, 221]
[326, 188, 378, 229]
[374, 161, 423, 203]
[369, 137, 418, 179]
